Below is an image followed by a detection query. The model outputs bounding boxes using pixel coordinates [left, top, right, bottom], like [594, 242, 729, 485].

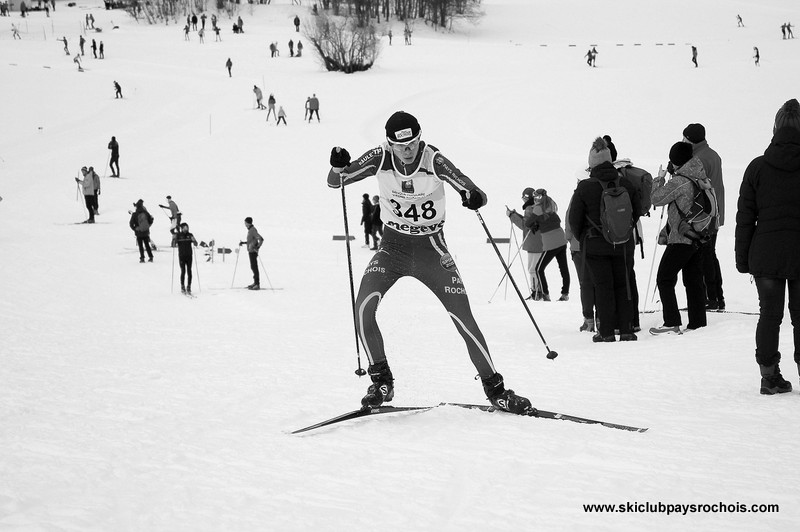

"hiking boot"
[541, 293, 551, 302]
[705, 299, 719, 310]
[139, 258, 145, 263]
[619, 333, 638, 341]
[558, 294, 569, 302]
[481, 373, 533, 415]
[649, 325, 682, 335]
[717, 299, 726, 311]
[579, 318, 595, 333]
[592, 333, 616, 343]
[249, 284, 260, 290]
[148, 257, 153, 262]
[362, 361, 394, 408]
[759, 363, 793, 395]
[181, 286, 186, 294]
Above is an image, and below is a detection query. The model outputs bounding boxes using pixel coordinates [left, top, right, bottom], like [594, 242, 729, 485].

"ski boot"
[361, 361, 394, 408]
[760, 361, 792, 395]
[482, 373, 534, 415]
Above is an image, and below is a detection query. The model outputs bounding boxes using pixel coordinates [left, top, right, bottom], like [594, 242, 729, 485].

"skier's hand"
[657, 164, 667, 179]
[460, 188, 487, 211]
[329, 147, 351, 169]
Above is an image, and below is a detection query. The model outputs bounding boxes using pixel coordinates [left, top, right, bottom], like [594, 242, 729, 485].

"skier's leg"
[414, 232, 496, 379]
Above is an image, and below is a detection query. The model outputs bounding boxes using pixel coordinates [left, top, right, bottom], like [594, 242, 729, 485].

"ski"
[291, 405, 434, 434]
[293, 403, 647, 434]
[443, 403, 648, 432]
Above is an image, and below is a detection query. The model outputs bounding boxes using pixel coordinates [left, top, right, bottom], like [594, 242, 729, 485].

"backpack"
[618, 165, 653, 216]
[677, 175, 719, 243]
[137, 211, 153, 232]
[588, 177, 634, 245]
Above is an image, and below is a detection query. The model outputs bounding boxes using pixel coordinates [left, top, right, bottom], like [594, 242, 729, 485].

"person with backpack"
[507, 187, 545, 300]
[568, 137, 641, 342]
[527, 189, 570, 302]
[327, 110, 533, 415]
[175, 222, 198, 294]
[613, 155, 653, 333]
[129, 199, 154, 263]
[649, 142, 710, 335]
[683, 123, 726, 310]
[735, 98, 800, 395]
[75, 166, 99, 223]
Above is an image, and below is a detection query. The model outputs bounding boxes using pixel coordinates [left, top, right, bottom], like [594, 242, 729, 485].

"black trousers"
[656, 243, 706, 329]
[179, 255, 192, 288]
[754, 277, 800, 367]
[700, 232, 724, 302]
[136, 233, 153, 260]
[249, 252, 259, 284]
[585, 251, 634, 336]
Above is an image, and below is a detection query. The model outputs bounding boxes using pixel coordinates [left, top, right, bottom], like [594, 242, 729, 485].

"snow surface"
[2, 0, 800, 530]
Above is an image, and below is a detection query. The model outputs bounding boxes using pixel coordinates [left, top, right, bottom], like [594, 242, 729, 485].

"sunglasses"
[387, 133, 420, 147]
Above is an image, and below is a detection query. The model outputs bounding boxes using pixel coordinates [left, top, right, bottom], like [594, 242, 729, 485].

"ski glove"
[330, 147, 351, 169]
[460, 188, 487, 210]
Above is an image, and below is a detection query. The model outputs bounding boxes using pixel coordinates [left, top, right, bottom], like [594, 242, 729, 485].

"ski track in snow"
[2, 0, 800, 530]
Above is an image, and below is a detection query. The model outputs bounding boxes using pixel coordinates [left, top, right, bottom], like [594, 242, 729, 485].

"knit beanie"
[522, 187, 535, 198]
[244, 217, 253, 224]
[773, 99, 800, 132]
[587, 137, 612, 168]
[385, 111, 421, 142]
[668, 142, 693, 168]
[682, 123, 706, 143]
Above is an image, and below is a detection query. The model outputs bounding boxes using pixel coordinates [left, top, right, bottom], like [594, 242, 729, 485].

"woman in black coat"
[569, 137, 641, 342]
[735, 98, 800, 394]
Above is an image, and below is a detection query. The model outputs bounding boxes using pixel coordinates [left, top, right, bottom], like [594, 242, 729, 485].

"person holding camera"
[326, 111, 532, 415]
[649, 142, 708, 335]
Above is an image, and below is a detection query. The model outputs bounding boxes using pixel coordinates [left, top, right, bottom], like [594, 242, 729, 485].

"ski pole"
[102, 152, 110, 179]
[643, 206, 665, 313]
[231, 244, 241, 288]
[171, 245, 176, 293]
[193, 251, 201, 293]
[339, 175, 367, 376]
[474, 209, 558, 360]
[503, 222, 513, 299]
[257, 256, 273, 290]
[488, 229, 530, 303]
[510, 224, 532, 295]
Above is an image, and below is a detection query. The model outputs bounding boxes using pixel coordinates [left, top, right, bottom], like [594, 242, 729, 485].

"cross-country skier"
[239, 217, 263, 290]
[326, 111, 533, 414]
[75, 166, 99, 223]
[130, 199, 154, 263]
[175, 223, 198, 294]
[107, 136, 120, 177]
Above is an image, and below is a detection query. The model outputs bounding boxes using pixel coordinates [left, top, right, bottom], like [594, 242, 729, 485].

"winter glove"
[460, 188, 487, 211]
[329, 147, 351, 169]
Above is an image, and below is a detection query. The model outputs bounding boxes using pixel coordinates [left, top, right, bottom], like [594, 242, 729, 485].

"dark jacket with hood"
[568, 161, 641, 255]
[735, 127, 800, 278]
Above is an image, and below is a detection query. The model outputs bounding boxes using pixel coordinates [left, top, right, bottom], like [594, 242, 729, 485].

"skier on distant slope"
[175, 223, 198, 294]
[327, 111, 533, 415]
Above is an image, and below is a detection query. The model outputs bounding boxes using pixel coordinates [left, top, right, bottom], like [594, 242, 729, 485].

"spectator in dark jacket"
[507, 187, 545, 300]
[370, 195, 383, 249]
[735, 99, 800, 395]
[361, 193, 376, 248]
[568, 137, 641, 342]
[129, 199, 154, 263]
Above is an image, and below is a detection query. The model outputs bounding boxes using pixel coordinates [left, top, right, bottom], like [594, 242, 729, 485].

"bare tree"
[304, 12, 382, 73]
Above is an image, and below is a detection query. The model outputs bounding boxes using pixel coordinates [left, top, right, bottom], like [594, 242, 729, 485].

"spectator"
[683, 123, 725, 310]
[528, 189, 570, 302]
[507, 187, 545, 300]
[130, 199, 154, 263]
[240, 217, 264, 290]
[308, 93, 320, 122]
[735, 98, 800, 395]
[649, 142, 708, 335]
[360, 193, 375, 248]
[107, 136, 120, 177]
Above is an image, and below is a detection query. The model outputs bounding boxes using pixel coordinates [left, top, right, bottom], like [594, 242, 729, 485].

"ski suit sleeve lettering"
[327, 147, 384, 188]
